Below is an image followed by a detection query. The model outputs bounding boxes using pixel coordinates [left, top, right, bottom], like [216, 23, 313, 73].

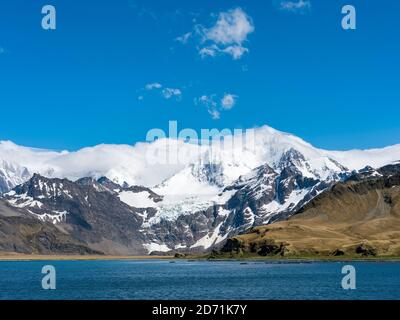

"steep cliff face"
[219, 164, 400, 258]
[0, 199, 100, 255]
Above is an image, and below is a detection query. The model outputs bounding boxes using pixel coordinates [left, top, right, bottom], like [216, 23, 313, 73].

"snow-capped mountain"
[1, 174, 227, 254]
[1, 125, 399, 192]
[0, 160, 32, 193]
[1, 125, 400, 254]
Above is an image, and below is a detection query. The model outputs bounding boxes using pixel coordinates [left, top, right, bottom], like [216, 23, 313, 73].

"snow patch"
[143, 242, 171, 254]
[29, 210, 68, 225]
[191, 222, 228, 249]
[119, 191, 157, 208]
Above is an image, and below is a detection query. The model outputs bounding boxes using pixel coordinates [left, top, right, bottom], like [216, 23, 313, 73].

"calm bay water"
[0, 260, 399, 300]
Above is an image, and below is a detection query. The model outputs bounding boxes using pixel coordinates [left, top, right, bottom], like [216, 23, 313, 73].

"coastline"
[1, 253, 400, 262]
[0, 254, 174, 261]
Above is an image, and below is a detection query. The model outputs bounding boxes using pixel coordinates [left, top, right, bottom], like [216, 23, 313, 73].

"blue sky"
[0, 0, 399, 151]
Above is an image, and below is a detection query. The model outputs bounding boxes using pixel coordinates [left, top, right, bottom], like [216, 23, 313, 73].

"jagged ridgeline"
[1, 126, 400, 255]
[218, 164, 400, 258]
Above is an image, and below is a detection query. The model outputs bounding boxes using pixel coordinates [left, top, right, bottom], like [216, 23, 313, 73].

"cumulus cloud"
[199, 44, 249, 60]
[199, 45, 219, 59]
[222, 46, 248, 60]
[145, 83, 162, 90]
[162, 88, 182, 100]
[195, 95, 218, 119]
[177, 7, 254, 60]
[279, 0, 311, 13]
[221, 94, 237, 110]
[203, 8, 254, 45]
[140, 83, 182, 101]
[195, 95, 217, 108]
[208, 109, 221, 120]
[200, 8, 254, 60]
[196, 93, 238, 120]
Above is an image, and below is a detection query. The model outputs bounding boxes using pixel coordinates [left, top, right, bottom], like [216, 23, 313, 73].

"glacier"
[1, 124, 400, 253]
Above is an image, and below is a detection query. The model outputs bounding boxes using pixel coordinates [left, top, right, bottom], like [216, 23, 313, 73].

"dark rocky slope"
[0, 200, 100, 255]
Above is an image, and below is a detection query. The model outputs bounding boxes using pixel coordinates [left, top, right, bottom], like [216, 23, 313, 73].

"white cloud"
[141, 83, 182, 101]
[177, 7, 254, 60]
[145, 83, 162, 90]
[196, 93, 238, 119]
[208, 109, 221, 120]
[162, 88, 182, 100]
[279, 0, 311, 13]
[221, 94, 237, 110]
[203, 8, 254, 45]
[199, 45, 219, 58]
[199, 44, 248, 60]
[222, 45, 248, 60]
[175, 32, 192, 44]
[199, 8, 254, 60]
[195, 95, 218, 120]
[195, 95, 217, 108]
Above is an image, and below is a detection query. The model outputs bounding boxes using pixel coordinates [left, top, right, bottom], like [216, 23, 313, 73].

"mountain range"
[219, 163, 400, 258]
[1, 125, 400, 255]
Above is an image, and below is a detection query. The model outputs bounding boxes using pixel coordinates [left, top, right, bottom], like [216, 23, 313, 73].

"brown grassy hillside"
[218, 172, 400, 258]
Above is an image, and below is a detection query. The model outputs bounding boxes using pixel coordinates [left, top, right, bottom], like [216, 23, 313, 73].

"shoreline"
[1, 253, 400, 262]
[0, 254, 174, 261]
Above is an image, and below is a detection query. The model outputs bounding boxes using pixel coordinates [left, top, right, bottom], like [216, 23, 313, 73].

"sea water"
[0, 260, 399, 300]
